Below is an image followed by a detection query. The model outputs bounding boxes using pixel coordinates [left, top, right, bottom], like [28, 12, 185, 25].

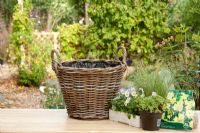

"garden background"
[0, 0, 200, 109]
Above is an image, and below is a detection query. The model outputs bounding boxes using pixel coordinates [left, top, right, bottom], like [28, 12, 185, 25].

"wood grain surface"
[0, 109, 199, 133]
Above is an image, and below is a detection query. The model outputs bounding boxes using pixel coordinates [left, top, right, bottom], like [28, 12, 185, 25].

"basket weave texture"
[51, 46, 127, 119]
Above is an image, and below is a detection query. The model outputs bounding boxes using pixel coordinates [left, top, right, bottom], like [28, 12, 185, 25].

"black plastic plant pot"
[140, 111, 162, 131]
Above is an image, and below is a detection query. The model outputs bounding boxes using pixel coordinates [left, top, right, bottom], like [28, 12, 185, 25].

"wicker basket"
[51, 46, 127, 119]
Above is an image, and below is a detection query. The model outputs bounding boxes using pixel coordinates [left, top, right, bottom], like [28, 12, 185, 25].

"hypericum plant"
[137, 95, 168, 113]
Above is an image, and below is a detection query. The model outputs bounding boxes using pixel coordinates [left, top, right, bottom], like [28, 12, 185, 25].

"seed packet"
[161, 90, 195, 130]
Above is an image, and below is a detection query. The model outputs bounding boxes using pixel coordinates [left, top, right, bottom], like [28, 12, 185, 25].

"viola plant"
[111, 85, 145, 118]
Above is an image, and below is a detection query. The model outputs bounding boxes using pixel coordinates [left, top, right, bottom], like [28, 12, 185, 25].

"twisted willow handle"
[51, 49, 61, 74]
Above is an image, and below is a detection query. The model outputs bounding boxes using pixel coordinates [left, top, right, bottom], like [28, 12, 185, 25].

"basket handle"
[115, 46, 127, 65]
[51, 49, 61, 73]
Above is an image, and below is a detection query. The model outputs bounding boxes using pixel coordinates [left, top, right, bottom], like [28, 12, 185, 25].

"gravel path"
[0, 65, 45, 108]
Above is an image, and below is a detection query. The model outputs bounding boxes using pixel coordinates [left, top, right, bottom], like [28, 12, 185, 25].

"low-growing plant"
[137, 95, 168, 113]
[18, 63, 46, 86]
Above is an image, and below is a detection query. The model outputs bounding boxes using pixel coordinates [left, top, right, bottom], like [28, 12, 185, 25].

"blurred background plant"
[85, 0, 170, 61]
[18, 36, 52, 86]
[42, 83, 64, 109]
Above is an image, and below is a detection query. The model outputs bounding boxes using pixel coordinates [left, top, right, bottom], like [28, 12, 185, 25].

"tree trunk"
[17, 0, 23, 11]
[47, 11, 53, 31]
[84, 3, 89, 25]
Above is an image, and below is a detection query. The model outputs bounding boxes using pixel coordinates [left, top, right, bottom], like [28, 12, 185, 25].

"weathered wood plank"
[0, 109, 199, 133]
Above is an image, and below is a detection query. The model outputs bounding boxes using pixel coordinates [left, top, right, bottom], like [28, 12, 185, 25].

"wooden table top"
[0, 109, 199, 133]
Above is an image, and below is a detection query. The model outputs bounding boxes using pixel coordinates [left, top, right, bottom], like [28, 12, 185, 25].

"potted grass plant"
[128, 66, 175, 98]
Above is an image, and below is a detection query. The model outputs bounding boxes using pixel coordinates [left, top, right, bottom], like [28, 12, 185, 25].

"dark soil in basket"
[62, 61, 121, 68]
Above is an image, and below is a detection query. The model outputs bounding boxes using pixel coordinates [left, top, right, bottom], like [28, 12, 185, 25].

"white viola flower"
[119, 88, 126, 94]
[125, 90, 130, 97]
[152, 92, 157, 96]
[131, 91, 137, 97]
[124, 97, 131, 106]
[130, 87, 136, 92]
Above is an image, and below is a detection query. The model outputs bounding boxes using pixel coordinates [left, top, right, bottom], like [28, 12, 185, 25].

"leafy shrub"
[18, 63, 46, 86]
[155, 25, 200, 108]
[169, 0, 200, 32]
[58, 23, 87, 59]
[9, 0, 52, 86]
[18, 37, 52, 86]
[9, 0, 33, 64]
[85, 0, 170, 60]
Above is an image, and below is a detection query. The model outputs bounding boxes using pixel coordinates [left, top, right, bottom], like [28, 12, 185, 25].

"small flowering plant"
[137, 93, 168, 113]
[111, 85, 145, 118]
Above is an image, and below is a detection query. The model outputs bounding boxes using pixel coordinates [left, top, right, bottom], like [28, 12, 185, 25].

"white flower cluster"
[118, 84, 145, 106]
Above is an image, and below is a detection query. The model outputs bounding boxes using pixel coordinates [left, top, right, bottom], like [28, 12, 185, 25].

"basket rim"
[58, 59, 127, 70]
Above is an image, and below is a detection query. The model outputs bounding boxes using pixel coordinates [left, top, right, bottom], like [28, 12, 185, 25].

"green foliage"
[155, 24, 200, 108]
[85, 0, 170, 59]
[32, 0, 82, 30]
[32, 0, 54, 11]
[19, 63, 46, 86]
[58, 23, 87, 59]
[9, 0, 33, 64]
[18, 37, 52, 86]
[42, 85, 65, 109]
[137, 95, 168, 113]
[155, 24, 200, 107]
[169, 0, 200, 32]
[128, 66, 175, 98]
[0, 0, 18, 27]
[8, 0, 51, 86]
[50, 0, 79, 30]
